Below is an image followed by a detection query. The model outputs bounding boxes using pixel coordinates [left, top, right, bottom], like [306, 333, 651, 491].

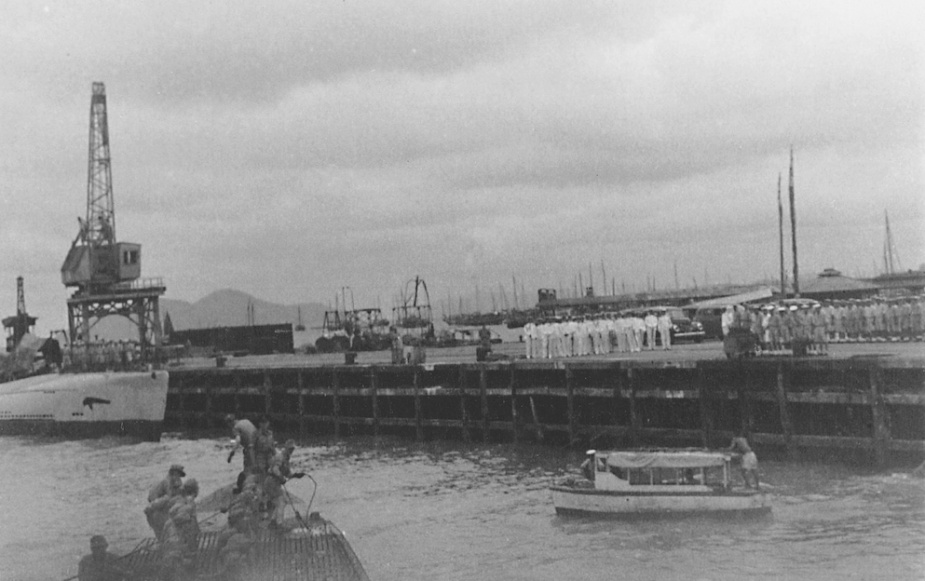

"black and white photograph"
[0, 1, 923, 580]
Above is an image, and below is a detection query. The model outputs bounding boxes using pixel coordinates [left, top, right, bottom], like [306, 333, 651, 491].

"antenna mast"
[788, 147, 800, 297]
[778, 173, 786, 295]
[883, 210, 902, 275]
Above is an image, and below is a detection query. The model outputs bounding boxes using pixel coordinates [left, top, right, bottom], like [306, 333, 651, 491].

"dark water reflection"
[1, 434, 922, 580]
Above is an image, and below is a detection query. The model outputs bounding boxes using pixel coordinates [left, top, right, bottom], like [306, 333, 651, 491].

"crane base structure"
[66, 278, 166, 365]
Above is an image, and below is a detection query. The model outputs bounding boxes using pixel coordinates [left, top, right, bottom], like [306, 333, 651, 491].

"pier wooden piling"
[332, 368, 340, 439]
[870, 366, 890, 467]
[774, 364, 796, 460]
[509, 368, 519, 444]
[164, 356, 925, 465]
[480, 368, 489, 442]
[459, 367, 470, 443]
[413, 368, 423, 442]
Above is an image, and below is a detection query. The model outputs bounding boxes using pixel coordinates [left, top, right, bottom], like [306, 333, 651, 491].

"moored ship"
[0, 366, 168, 441]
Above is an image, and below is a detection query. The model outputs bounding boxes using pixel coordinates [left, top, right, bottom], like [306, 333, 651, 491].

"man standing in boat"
[254, 415, 276, 475]
[728, 434, 760, 490]
[77, 535, 128, 581]
[160, 479, 200, 581]
[226, 414, 258, 473]
[144, 464, 184, 540]
[265, 439, 307, 528]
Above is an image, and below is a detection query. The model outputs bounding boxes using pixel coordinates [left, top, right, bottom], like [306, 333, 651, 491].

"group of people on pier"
[522, 310, 674, 359]
[63, 340, 147, 372]
[723, 295, 925, 355]
[78, 415, 304, 581]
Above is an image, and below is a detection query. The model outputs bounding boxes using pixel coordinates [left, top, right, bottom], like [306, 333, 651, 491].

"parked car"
[693, 307, 725, 340]
[657, 306, 706, 344]
[626, 306, 706, 345]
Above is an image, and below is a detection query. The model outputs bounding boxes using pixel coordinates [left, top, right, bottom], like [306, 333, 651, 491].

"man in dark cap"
[160, 478, 201, 581]
[77, 535, 127, 581]
[145, 464, 185, 540]
[226, 414, 257, 473]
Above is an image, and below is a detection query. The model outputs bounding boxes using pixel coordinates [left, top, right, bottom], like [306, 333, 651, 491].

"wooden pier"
[166, 356, 925, 465]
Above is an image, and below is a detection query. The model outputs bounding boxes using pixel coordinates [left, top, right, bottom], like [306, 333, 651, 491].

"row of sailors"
[521, 311, 674, 358]
[722, 296, 925, 354]
[63, 340, 145, 371]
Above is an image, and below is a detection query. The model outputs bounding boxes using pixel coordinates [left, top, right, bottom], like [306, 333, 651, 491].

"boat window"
[703, 465, 727, 487]
[609, 466, 627, 480]
[625, 467, 709, 485]
[626, 469, 652, 485]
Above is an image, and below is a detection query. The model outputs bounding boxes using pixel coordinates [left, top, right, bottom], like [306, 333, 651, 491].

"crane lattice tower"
[60, 82, 165, 360]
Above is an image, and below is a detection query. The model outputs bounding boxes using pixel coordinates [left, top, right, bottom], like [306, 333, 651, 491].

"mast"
[600, 260, 607, 296]
[778, 172, 786, 295]
[788, 147, 800, 297]
[883, 210, 901, 275]
[511, 276, 517, 310]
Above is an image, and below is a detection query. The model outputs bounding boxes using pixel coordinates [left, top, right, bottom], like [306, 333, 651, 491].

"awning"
[606, 451, 727, 469]
[686, 288, 774, 310]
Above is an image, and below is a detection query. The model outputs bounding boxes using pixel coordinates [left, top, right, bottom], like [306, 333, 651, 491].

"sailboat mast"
[884, 210, 901, 275]
[778, 173, 786, 295]
[512, 276, 518, 310]
[789, 147, 800, 297]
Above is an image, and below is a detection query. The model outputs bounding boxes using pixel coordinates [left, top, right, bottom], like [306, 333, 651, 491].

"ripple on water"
[2, 436, 923, 581]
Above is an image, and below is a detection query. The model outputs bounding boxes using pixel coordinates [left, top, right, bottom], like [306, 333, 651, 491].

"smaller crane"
[2, 276, 37, 352]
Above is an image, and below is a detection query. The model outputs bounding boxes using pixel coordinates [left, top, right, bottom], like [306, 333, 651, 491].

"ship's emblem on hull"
[82, 397, 111, 410]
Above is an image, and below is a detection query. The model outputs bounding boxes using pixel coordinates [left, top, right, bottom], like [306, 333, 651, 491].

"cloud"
[0, 1, 922, 332]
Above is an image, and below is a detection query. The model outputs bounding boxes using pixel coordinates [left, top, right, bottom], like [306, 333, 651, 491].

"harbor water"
[1, 434, 923, 581]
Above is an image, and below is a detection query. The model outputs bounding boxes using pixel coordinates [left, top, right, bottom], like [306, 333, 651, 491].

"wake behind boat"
[551, 449, 771, 517]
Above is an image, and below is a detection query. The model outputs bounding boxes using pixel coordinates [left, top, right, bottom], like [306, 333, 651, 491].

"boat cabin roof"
[598, 450, 729, 469]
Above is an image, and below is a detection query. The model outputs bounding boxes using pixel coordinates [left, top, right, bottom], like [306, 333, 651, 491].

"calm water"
[1, 434, 923, 581]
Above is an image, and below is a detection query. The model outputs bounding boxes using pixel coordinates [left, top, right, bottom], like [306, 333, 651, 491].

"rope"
[279, 472, 317, 531]
[199, 509, 226, 525]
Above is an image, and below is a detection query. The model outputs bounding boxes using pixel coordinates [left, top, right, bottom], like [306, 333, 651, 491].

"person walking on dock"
[721, 305, 734, 338]
[523, 321, 535, 359]
[144, 464, 184, 540]
[657, 309, 672, 350]
[226, 414, 258, 474]
[631, 312, 645, 352]
[77, 535, 128, 581]
[644, 310, 657, 350]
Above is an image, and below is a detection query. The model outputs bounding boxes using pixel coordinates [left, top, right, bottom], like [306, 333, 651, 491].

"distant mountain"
[89, 289, 327, 342]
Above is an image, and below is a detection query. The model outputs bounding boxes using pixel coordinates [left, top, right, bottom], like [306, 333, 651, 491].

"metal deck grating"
[119, 518, 370, 581]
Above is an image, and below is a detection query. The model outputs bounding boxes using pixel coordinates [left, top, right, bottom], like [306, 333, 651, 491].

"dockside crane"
[2, 276, 37, 352]
[60, 82, 166, 361]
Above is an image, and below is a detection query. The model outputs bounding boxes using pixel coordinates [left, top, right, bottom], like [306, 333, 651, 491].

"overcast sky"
[1, 1, 922, 333]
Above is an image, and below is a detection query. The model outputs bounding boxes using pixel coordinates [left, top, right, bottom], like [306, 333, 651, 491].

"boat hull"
[551, 486, 771, 517]
[0, 370, 168, 441]
[114, 517, 370, 581]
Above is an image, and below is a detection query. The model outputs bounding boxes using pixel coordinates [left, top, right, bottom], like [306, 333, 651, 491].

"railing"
[111, 277, 165, 291]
